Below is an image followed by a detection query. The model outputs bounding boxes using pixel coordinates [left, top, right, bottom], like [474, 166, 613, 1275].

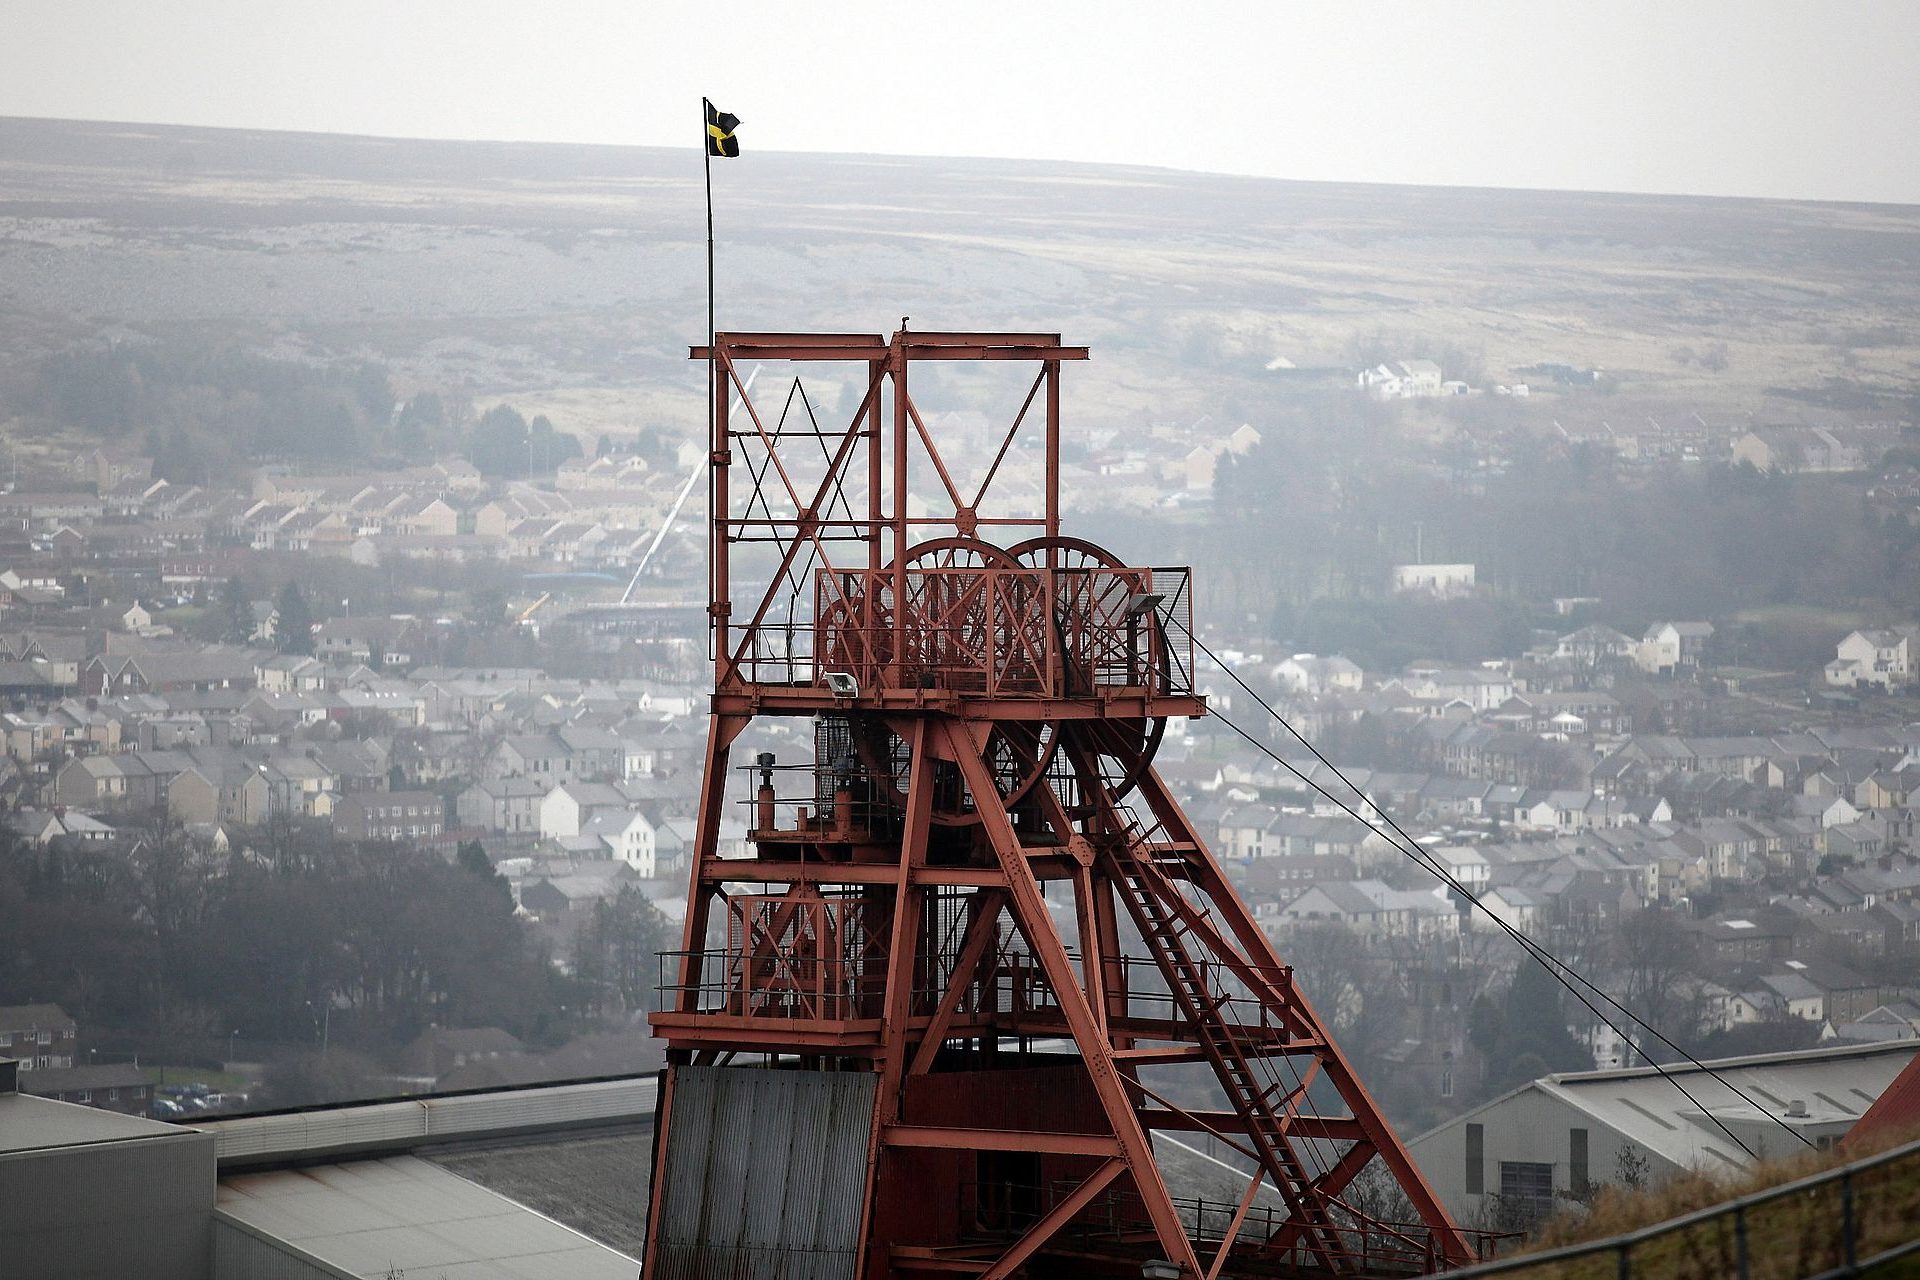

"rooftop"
[1423, 1040, 1920, 1175]
[0, 1087, 186, 1156]
[217, 1154, 638, 1279]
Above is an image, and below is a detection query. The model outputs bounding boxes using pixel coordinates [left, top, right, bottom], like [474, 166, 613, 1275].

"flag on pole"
[705, 101, 741, 157]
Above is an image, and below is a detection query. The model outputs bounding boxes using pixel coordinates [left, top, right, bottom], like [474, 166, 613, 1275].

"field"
[2, 116, 1917, 456]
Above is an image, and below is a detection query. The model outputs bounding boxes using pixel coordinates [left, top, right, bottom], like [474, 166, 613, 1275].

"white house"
[581, 807, 658, 877]
[538, 781, 630, 839]
[1827, 628, 1919, 689]
[1273, 654, 1364, 697]
[1553, 625, 1638, 666]
[1516, 790, 1601, 834]
[1358, 360, 1444, 400]
[1479, 885, 1545, 935]
[1430, 845, 1492, 895]
[1397, 664, 1513, 712]
[1637, 621, 1715, 673]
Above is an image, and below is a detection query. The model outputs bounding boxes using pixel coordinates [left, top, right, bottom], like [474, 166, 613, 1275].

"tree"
[455, 840, 491, 877]
[454, 838, 513, 919]
[469, 404, 530, 477]
[466, 587, 508, 630]
[1609, 909, 1703, 1062]
[275, 582, 315, 655]
[394, 392, 445, 460]
[573, 887, 674, 1017]
[1477, 962, 1593, 1099]
[1278, 923, 1409, 1070]
[216, 576, 255, 644]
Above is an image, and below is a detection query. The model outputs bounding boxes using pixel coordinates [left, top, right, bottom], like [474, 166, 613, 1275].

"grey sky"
[3, 0, 1916, 203]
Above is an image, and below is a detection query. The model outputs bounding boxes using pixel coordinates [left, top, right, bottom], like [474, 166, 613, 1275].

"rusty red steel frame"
[644, 326, 1481, 1278]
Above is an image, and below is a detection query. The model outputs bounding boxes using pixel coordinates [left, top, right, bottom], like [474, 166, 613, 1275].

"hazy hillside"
[3, 114, 1917, 450]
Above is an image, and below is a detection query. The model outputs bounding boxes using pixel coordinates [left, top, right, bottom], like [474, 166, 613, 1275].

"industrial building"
[0, 1057, 647, 1279]
[1407, 1040, 1920, 1228]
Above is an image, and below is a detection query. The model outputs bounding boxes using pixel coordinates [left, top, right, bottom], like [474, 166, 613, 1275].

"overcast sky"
[3, 1, 1916, 204]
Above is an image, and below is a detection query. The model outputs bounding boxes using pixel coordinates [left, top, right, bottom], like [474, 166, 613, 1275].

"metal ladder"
[1105, 800, 1357, 1271]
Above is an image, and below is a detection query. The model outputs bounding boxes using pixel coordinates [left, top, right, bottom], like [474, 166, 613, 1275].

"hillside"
[3, 114, 1917, 454]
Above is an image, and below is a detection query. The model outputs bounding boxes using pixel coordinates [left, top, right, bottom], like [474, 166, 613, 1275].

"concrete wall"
[213, 1217, 353, 1280]
[1409, 1086, 1674, 1228]
[0, 1128, 216, 1279]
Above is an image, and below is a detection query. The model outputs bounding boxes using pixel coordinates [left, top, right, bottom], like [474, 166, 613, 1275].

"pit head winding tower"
[644, 327, 1480, 1278]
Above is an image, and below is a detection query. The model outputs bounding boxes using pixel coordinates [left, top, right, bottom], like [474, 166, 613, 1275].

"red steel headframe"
[647, 325, 1480, 1279]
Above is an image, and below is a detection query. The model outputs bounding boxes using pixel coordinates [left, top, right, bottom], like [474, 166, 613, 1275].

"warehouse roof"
[1418, 1039, 1920, 1175]
[216, 1154, 638, 1279]
[0, 1087, 185, 1155]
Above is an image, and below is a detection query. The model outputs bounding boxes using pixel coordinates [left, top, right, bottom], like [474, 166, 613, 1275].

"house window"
[108, 1088, 119, 1101]
[1465, 1124, 1484, 1195]
[37, 1030, 50, 1045]
[1499, 1161, 1555, 1220]
[1570, 1129, 1589, 1197]
[75, 1090, 91, 1103]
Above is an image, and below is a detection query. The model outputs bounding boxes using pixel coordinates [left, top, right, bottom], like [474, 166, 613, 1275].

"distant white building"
[1827, 628, 1919, 689]
[1390, 564, 1476, 597]
[1273, 653, 1364, 697]
[1358, 360, 1445, 400]
[1180, 422, 1263, 494]
[1636, 621, 1715, 673]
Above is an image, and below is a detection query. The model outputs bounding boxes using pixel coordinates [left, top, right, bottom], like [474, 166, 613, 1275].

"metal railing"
[954, 1179, 1512, 1275]
[1445, 1133, 1920, 1280]
[657, 943, 1069, 1025]
[809, 564, 1194, 699]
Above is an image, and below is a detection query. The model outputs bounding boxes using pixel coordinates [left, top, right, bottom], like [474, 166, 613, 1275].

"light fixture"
[1125, 591, 1165, 620]
[824, 671, 859, 698]
[1141, 1262, 1183, 1280]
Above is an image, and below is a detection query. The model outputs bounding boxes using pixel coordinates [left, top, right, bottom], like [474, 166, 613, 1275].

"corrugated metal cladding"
[653, 1065, 876, 1280]
[212, 1218, 352, 1280]
[1849, 1052, 1920, 1147]
[209, 1076, 658, 1164]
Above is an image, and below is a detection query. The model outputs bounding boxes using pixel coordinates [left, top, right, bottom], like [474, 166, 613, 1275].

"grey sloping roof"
[20, 1063, 151, 1094]
[430, 1130, 653, 1258]
[215, 1154, 637, 1279]
[1415, 1040, 1920, 1177]
[1760, 972, 1824, 1002]
[0, 1089, 183, 1154]
[1544, 1041, 1916, 1170]
[0, 1002, 76, 1032]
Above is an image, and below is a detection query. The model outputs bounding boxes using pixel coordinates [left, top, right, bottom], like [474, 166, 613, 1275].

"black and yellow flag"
[705, 101, 740, 158]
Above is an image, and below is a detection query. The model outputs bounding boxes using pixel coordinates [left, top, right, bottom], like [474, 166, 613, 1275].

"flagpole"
[703, 98, 717, 662]
[706, 94, 721, 433]
[703, 97, 716, 366]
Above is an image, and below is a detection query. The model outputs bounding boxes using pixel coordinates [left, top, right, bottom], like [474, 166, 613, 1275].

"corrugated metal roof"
[205, 1075, 658, 1165]
[1417, 1039, 1920, 1176]
[0, 1089, 188, 1155]
[653, 1065, 875, 1280]
[215, 1153, 638, 1279]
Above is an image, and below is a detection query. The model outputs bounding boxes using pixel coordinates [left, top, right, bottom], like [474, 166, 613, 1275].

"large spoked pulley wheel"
[1008, 535, 1170, 814]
